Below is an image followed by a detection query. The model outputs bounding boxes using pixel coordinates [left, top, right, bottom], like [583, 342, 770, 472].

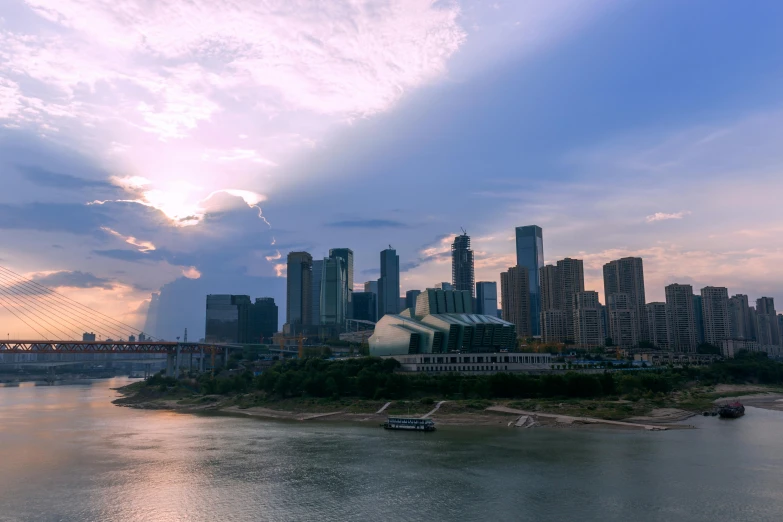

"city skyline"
[2, 1, 783, 340]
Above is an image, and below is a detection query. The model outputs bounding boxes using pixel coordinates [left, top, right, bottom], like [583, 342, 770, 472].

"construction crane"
[278, 333, 307, 359]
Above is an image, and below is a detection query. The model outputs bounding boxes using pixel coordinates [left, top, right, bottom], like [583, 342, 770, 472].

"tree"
[697, 343, 721, 355]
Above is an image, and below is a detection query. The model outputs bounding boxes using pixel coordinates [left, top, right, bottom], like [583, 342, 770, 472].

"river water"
[1, 379, 782, 522]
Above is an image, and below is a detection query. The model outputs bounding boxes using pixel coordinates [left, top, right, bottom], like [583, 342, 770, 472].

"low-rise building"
[389, 352, 551, 374]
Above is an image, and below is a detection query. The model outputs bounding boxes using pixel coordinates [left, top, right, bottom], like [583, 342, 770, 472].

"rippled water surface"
[1, 379, 783, 521]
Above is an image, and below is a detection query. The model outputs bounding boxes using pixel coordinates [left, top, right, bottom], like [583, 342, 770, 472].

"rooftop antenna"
[389, 244, 393, 250]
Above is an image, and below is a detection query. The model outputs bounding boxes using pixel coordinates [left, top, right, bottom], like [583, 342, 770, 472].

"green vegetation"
[120, 352, 783, 420]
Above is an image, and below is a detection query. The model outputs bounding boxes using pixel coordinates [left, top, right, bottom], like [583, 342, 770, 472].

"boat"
[382, 416, 436, 432]
[718, 402, 745, 419]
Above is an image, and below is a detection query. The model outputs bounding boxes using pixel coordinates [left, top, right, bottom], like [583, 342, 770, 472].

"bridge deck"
[0, 341, 224, 354]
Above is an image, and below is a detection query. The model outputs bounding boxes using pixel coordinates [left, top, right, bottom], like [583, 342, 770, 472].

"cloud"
[646, 211, 692, 223]
[31, 270, 115, 289]
[100, 227, 156, 252]
[181, 266, 201, 279]
[0, 202, 110, 234]
[19, 165, 112, 190]
[326, 219, 410, 229]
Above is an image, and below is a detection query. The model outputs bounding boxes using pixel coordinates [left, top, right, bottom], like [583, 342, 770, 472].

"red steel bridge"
[0, 265, 242, 375]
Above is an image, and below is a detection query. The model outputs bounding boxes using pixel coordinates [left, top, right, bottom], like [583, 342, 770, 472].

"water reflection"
[0, 380, 783, 521]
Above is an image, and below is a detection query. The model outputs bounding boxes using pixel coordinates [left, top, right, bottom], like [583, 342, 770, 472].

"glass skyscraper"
[515, 225, 544, 336]
[378, 247, 400, 318]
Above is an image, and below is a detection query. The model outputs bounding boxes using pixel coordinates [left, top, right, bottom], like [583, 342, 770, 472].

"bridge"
[0, 265, 241, 377]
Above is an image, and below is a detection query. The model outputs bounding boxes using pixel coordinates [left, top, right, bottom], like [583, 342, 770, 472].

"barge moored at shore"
[718, 402, 745, 419]
[382, 417, 436, 431]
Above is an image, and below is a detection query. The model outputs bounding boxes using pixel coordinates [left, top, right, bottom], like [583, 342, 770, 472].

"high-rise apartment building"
[405, 290, 422, 311]
[501, 265, 531, 338]
[311, 259, 323, 327]
[573, 291, 603, 347]
[692, 294, 705, 344]
[701, 287, 730, 346]
[666, 284, 697, 353]
[603, 257, 647, 345]
[756, 297, 781, 346]
[436, 282, 453, 291]
[515, 225, 544, 336]
[606, 293, 638, 347]
[452, 233, 475, 297]
[540, 265, 560, 311]
[475, 282, 498, 317]
[557, 258, 585, 341]
[539, 264, 565, 343]
[378, 248, 400, 318]
[728, 294, 752, 340]
[320, 256, 347, 327]
[646, 302, 670, 350]
[329, 248, 353, 319]
[285, 252, 312, 330]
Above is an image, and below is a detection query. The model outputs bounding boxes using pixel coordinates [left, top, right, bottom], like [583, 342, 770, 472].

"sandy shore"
[117, 395, 696, 431]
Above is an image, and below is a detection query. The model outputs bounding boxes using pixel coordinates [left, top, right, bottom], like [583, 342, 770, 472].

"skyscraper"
[603, 257, 647, 345]
[701, 286, 730, 346]
[515, 225, 544, 336]
[475, 282, 498, 317]
[405, 289, 422, 311]
[285, 251, 312, 330]
[329, 248, 354, 318]
[452, 233, 475, 297]
[666, 284, 697, 353]
[352, 292, 377, 322]
[692, 294, 705, 344]
[320, 256, 347, 327]
[501, 265, 531, 338]
[606, 293, 638, 347]
[728, 294, 752, 340]
[364, 280, 379, 320]
[556, 258, 585, 342]
[756, 297, 781, 346]
[573, 291, 603, 347]
[646, 302, 670, 350]
[378, 247, 400, 318]
[539, 264, 565, 343]
[205, 294, 251, 343]
[311, 259, 324, 326]
[250, 297, 278, 341]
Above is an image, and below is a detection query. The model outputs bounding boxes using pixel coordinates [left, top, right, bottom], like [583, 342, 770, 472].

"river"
[1, 379, 782, 521]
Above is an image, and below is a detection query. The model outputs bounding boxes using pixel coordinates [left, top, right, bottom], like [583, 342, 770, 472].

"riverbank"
[112, 381, 783, 431]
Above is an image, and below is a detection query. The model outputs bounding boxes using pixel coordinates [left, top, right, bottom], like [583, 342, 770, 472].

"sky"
[1, 0, 783, 340]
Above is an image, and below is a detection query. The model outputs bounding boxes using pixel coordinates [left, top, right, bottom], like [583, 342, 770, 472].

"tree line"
[145, 351, 783, 401]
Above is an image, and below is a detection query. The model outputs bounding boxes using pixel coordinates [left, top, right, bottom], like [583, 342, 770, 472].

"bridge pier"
[175, 344, 181, 378]
[166, 352, 175, 376]
[199, 348, 205, 373]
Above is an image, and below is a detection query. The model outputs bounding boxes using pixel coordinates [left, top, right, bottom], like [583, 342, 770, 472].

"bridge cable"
[0, 270, 135, 340]
[0, 287, 66, 339]
[0, 292, 49, 339]
[0, 271, 126, 341]
[0, 273, 131, 341]
[0, 266, 138, 336]
[0, 283, 85, 340]
[0, 265, 153, 340]
[0, 266, 151, 340]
